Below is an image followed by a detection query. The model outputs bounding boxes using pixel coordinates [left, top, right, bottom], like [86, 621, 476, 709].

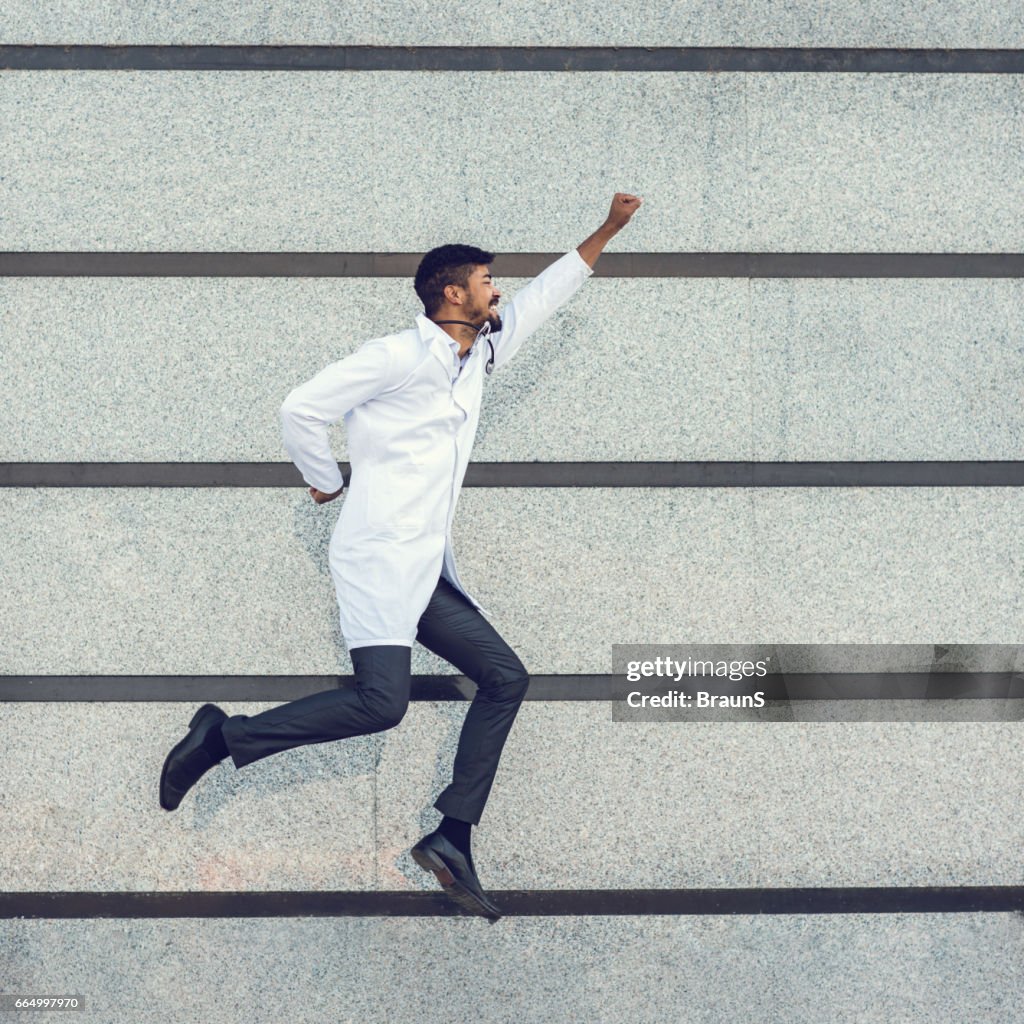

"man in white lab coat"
[160, 193, 643, 919]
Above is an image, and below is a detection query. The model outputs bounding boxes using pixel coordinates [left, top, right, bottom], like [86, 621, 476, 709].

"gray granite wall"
[2, 73, 1021, 251]
[3, 277, 1023, 461]
[4, 2, 1024, 46]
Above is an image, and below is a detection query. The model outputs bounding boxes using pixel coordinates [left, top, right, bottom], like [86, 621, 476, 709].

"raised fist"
[605, 193, 643, 230]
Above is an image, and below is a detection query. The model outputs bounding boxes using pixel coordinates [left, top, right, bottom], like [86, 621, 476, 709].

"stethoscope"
[432, 319, 495, 374]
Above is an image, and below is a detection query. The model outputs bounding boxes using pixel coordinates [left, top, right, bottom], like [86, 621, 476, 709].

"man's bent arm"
[280, 339, 395, 494]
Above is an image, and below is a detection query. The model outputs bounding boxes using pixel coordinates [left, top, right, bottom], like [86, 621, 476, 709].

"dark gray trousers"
[219, 576, 530, 824]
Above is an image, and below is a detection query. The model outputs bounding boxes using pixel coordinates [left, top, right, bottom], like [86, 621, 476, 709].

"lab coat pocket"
[366, 466, 425, 531]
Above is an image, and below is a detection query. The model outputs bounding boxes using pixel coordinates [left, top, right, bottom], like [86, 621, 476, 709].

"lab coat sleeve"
[280, 339, 396, 494]
[489, 247, 593, 372]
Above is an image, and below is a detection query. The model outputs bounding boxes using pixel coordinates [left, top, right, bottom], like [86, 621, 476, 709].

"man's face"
[459, 265, 503, 331]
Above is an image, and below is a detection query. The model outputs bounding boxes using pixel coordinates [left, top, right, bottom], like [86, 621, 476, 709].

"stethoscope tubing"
[432, 319, 496, 374]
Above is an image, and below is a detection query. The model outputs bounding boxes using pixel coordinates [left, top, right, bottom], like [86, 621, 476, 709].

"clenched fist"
[605, 193, 643, 231]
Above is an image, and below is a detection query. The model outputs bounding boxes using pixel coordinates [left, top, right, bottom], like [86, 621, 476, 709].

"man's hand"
[604, 192, 643, 231]
[309, 485, 344, 504]
[576, 192, 644, 269]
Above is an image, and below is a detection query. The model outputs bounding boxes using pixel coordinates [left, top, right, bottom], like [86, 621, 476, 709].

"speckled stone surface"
[745, 487, 1024, 644]
[746, 74, 1024, 253]
[3, 915, 1023, 1024]
[0, 275, 749, 462]
[2, 488, 1023, 675]
[4, 276, 1022, 461]
[0, 703, 379, 892]
[1, 702, 1021, 891]
[5, 13, 1022, 1017]
[749, 278, 1024, 460]
[3, 72, 1022, 251]
[377, 705, 1024, 889]
[5, 1, 1024, 46]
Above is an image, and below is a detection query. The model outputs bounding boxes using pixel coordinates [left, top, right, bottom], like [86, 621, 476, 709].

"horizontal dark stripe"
[3, 886, 1021, 919]
[2, 252, 1023, 278]
[3, 462, 1024, 488]
[1, 45, 1023, 74]
[2, 673, 1022, 702]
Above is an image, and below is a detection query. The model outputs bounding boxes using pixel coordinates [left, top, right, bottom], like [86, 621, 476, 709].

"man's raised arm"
[576, 193, 643, 269]
[488, 192, 643, 373]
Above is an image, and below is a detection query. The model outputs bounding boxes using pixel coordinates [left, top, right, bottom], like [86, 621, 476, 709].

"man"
[160, 192, 643, 919]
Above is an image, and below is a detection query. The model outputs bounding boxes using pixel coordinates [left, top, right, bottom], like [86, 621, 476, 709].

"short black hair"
[414, 244, 495, 317]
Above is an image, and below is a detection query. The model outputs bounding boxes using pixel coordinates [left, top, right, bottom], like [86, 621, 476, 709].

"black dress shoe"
[159, 703, 228, 811]
[410, 829, 503, 920]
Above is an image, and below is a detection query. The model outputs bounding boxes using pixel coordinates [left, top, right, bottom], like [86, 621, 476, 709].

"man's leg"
[220, 645, 412, 769]
[415, 578, 531, 826]
[161, 645, 411, 811]
[407, 577, 527, 919]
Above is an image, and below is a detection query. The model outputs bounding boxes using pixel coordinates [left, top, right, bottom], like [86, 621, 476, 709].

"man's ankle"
[438, 814, 472, 853]
[200, 721, 229, 763]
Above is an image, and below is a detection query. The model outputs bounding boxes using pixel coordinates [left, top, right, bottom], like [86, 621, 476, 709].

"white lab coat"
[280, 247, 593, 649]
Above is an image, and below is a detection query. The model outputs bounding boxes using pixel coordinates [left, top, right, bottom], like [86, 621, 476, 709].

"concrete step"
[2, 488, 1021, 676]
[1, 702, 1021, 891]
[2, 72, 1020, 251]
[2, 276, 1021, 463]
[5, 2, 1023, 47]
[4, 912, 1021, 1024]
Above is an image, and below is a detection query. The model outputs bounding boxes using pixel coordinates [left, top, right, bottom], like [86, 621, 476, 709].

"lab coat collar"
[416, 313, 490, 375]
[416, 312, 490, 344]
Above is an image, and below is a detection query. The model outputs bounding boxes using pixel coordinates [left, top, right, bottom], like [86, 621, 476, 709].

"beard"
[482, 304, 502, 332]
